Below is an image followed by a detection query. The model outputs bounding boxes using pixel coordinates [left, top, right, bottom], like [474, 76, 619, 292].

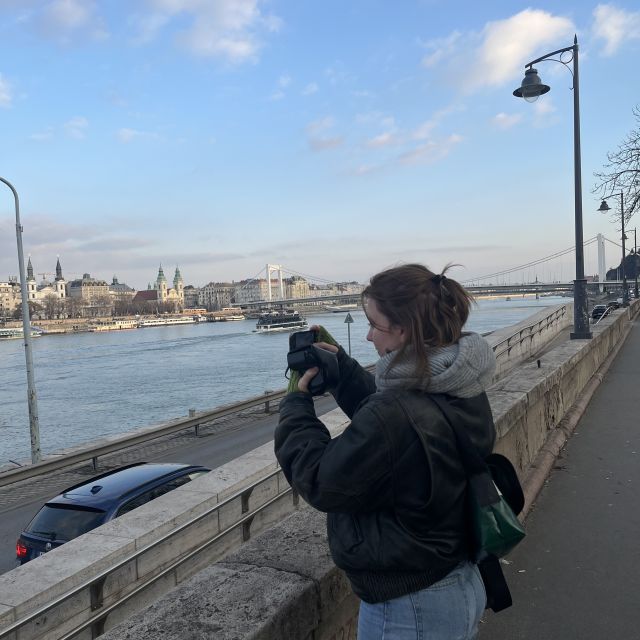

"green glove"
[286, 326, 339, 392]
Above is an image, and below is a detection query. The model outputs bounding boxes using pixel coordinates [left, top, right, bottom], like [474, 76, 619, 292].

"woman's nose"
[366, 327, 373, 342]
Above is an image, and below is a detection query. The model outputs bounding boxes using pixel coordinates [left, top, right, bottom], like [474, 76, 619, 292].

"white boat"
[91, 319, 138, 331]
[325, 303, 359, 313]
[0, 327, 43, 340]
[138, 316, 197, 328]
[254, 309, 308, 333]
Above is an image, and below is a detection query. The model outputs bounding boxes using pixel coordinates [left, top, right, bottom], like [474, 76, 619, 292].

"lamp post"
[597, 194, 629, 305]
[0, 176, 42, 463]
[513, 35, 591, 339]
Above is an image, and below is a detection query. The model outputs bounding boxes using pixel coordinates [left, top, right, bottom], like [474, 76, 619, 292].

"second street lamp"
[513, 35, 591, 339]
[598, 195, 629, 306]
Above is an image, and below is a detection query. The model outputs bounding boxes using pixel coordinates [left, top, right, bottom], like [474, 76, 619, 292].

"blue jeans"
[357, 562, 485, 640]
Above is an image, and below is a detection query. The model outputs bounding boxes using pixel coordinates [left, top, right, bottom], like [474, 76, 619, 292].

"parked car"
[591, 305, 608, 321]
[607, 300, 620, 310]
[16, 462, 209, 565]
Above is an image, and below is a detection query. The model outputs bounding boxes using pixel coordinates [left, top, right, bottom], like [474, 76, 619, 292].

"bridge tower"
[597, 234, 606, 293]
[266, 264, 284, 302]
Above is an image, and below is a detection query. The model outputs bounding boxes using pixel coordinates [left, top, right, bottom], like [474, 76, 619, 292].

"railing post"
[264, 390, 273, 413]
[189, 408, 199, 436]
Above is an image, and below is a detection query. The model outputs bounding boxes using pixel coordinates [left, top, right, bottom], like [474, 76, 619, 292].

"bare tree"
[64, 296, 86, 318]
[42, 294, 64, 320]
[594, 105, 640, 225]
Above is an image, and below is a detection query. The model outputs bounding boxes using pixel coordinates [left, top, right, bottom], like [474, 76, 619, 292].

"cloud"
[64, 116, 88, 139]
[36, 0, 109, 44]
[592, 4, 640, 56]
[492, 112, 522, 130]
[302, 82, 318, 96]
[422, 10, 574, 93]
[0, 73, 12, 108]
[116, 128, 158, 143]
[30, 128, 54, 141]
[278, 74, 291, 88]
[398, 134, 463, 165]
[366, 131, 398, 148]
[305, 117, 344, 151]
[420, 31, 462, 68]
[135, 0, 282, 64]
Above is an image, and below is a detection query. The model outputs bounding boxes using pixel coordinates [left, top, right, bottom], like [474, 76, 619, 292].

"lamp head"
[597, 200, 611, 213]
[513, 67, 550, 103]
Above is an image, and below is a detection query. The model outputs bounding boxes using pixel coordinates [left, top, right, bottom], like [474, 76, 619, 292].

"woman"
[274, 263, 496, 639]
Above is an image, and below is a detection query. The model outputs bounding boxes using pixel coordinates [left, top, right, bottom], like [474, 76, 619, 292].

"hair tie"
[431, 274, 445, 285]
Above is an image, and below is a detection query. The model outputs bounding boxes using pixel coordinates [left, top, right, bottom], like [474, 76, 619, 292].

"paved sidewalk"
[480, 318, 640, 639]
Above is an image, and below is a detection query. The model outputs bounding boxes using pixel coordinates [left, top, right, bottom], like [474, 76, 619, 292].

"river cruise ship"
[138, 316, 197, 328]
[0, 327, 43, 339]
[254, 309, 308, 333]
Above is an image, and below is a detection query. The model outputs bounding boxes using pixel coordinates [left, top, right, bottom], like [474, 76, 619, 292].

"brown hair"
[361, 263, 475, 379]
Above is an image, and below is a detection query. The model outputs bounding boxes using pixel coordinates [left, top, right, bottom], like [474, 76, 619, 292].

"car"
[591, 305, 608, 321]
[607, 300, 620, 310]
[16, 462, 209, 565]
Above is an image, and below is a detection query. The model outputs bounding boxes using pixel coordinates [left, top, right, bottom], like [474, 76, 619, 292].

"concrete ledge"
[101, 509, 357, 640]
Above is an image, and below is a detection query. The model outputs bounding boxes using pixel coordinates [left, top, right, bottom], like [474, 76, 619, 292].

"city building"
[0, 277, 20, 319]
[25, 257, 68, 302]
[68, 272, 111, 317]
[198, 282, 235, 310]
[132, 266, 184, 312]
[183, 285, 200, 309]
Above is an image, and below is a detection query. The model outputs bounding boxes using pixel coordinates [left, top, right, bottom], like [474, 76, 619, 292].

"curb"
[520, 314, 636, 520]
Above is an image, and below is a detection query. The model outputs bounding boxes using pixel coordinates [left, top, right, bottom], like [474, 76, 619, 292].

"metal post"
[0, 176, 41, 463]
[620, 192, 629, 306]
[635, 228, 639, 299]
[569, 37, 591, 339]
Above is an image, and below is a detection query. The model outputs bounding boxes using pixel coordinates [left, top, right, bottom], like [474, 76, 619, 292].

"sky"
[1, 0, 639, 290]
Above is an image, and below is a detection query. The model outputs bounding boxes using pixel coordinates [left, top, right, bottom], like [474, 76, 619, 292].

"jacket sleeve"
[275, 392, 393, 513]
[330, 347, 377, 418]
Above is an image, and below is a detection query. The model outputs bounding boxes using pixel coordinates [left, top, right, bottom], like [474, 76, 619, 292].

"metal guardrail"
[492, 306, 568, 360]
[1, 307, 570, 489]
[0, 389, 288, 488]
[0, 467, 297, 640]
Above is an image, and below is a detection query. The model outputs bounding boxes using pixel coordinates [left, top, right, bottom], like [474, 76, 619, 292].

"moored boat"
[138, 316, 197, 328]
[254, 309, 308, 333]
[325, 303, 359, 313]
[0, 327, 43, 340]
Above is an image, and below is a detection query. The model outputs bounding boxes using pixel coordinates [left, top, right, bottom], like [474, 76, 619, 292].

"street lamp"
[597, 195, 629, 305]
[513, 35, 591, 339]
[0, 176, 42, 463]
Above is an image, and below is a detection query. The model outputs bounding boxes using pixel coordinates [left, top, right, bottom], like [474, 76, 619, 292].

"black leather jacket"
[275, 348, 495, 603]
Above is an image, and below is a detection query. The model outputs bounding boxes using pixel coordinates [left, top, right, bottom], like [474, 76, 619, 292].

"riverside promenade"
[480, 315, 640, 639]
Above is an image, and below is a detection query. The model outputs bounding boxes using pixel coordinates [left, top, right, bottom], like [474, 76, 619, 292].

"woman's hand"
[314, 341, 339, 354]
[310, 325, 340, 353]
[298, 367, 320, 393]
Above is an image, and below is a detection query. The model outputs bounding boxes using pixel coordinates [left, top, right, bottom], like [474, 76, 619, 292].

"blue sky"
[1, 0, 639, 289]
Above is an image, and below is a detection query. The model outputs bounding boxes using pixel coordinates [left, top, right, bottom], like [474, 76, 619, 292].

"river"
[0, 296, 566, 463]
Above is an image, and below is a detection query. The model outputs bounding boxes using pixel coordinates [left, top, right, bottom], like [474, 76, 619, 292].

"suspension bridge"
[235, 233, 636, 306]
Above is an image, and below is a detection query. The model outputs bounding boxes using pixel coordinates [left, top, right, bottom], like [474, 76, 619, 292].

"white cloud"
[278, 74, 291, 88]
[423, 10, 574, 93]
[0, 74, 12, 108]
[305, 117, 343, 151]
[420, 31, 462, 68]
[137, 0, 282, 63]
[398, 134, 463, 165]
[366, 131, 398, 148]
[492, 112, 522, 130]
[302, 82, 318, 96]
[37, 0, 109, 44]
[592, 4, 640, 56]
[30, 128, 54, 141]
[64, 116, 88, 139]
[467, 10, 574, 91]
[117, 128, 158, 143]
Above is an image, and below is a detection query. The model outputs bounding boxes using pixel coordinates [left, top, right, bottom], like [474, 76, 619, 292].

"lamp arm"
[525, 43, 575, 67]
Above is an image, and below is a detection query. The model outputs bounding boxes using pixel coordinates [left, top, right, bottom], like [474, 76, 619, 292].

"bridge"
[231, 233, 636, 308]
[1, 300, 638, 639]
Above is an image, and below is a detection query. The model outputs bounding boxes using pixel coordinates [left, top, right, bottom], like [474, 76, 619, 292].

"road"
[0, 395, 338, 574]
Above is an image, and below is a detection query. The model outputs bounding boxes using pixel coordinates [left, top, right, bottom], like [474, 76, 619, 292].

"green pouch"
[470, 474, 526, 559]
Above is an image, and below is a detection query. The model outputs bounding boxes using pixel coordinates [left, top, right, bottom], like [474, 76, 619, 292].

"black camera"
[286, 329, 339, 395]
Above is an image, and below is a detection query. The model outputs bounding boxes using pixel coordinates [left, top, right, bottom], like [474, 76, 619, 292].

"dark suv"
[591, 305, 608, 321]
[16, 462, 209, 565]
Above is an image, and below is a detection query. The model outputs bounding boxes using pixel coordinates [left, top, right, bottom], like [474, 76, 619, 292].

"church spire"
[55, 256, 63, 281]
[27, 256, 35, 281]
